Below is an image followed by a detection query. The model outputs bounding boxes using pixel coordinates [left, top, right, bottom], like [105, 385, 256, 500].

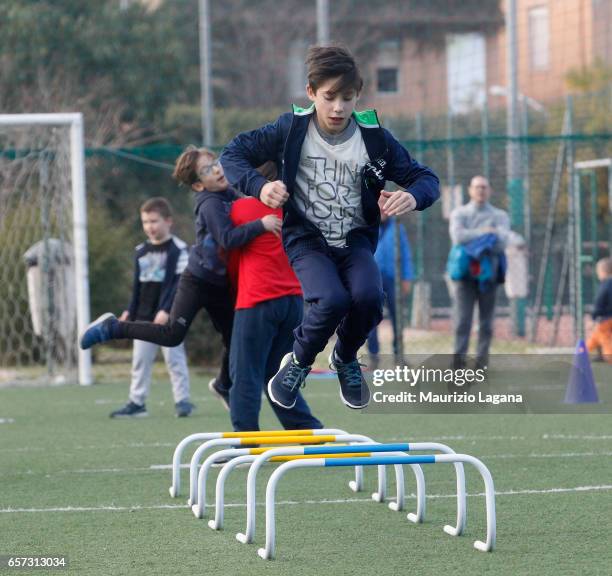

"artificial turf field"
[1, 361, 611, 576]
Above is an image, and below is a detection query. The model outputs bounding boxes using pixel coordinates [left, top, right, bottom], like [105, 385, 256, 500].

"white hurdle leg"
[408, 442, 467, 536]
[169, 428, 350, 498]
[208, 455, 256, 531]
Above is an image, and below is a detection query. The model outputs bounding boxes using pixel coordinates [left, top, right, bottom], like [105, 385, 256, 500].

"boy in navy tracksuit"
[227, 195, 322, 431]
[81, 148, 281, 415]
[221, 45, 439, 410]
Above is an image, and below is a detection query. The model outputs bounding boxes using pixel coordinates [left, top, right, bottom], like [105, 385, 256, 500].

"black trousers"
[115, 270, 235, 389]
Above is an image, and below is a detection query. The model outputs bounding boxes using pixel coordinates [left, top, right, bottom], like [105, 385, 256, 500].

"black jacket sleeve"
[220, 114, 288, 198]
[592, 281, 612, 320]
[201, 197, 266, 250]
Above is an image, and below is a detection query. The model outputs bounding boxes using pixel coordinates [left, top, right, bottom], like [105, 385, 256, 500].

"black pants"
[453, 280, 497, 363]
[114, 270, 235, 389]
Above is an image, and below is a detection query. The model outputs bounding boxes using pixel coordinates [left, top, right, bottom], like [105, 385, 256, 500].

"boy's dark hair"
[173, 145, 216, 187]
[306, 44, 363, 95]
[140, 197, 173, 219]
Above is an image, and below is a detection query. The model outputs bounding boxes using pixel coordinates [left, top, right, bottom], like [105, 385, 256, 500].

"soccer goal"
[0, 113, 91, 386]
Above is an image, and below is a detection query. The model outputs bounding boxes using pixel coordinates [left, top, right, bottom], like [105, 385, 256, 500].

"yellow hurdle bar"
[239, 435, 337, 445]
[222, 430, 314, 438]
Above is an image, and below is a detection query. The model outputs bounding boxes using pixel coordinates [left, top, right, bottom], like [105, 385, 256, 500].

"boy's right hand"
[260, 180, 288, 208]
[261, 214, 282, 237]
[119, 310, 129, 321]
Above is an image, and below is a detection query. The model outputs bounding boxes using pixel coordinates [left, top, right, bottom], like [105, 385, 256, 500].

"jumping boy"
[80, 148, 281, 415]
[220, 45, 439, 410]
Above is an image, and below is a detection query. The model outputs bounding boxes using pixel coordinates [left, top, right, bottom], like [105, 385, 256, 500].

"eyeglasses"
[198, 159, 221, 178]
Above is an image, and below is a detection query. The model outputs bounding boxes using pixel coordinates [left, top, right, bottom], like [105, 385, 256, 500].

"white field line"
[542, 434, 612, 440]
[2, 435, 611, 455]
[484, 451, 612, 459]
[384, 435, 527, 441]
[386, 434, 612, 442]
[0, 418, 15, 424]
[0, 441, 176, 453]
[91, 396, 211, 406]
[1, 485, 611, 514]
[2, 448, 611, 479]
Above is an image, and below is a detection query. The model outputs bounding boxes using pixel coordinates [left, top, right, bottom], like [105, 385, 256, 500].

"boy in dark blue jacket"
[109, 197, 192, 418]
[81, 148, 281, 416]
[587, 257, 612, 362]
[221, 45, 439, 410]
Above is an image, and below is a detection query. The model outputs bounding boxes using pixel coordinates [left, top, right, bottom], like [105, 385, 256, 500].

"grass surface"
[1, 360, 611, 575]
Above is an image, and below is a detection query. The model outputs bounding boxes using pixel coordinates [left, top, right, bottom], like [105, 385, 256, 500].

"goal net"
[0, 114, 91, 386]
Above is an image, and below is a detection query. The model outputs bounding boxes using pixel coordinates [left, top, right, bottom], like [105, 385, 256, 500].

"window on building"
[376, 40, 401, 94]
[446, 33, 486, 114]
[377, 68, 399, 93]
[528, 6, 550, 71]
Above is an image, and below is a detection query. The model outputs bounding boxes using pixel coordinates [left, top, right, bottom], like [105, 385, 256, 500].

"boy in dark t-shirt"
[111, 197, 192, 418]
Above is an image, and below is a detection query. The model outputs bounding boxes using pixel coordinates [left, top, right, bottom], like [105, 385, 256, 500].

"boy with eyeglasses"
[81, 147, 281, 417]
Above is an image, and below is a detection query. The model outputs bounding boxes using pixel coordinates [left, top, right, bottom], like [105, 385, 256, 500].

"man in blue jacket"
[367, 214, 414, 369]
[221, 44, 439, 410]
[449, 175, 510, 369]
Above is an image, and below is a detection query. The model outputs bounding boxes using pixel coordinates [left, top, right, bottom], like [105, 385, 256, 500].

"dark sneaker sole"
[80, 312, 116, 350]
[328, 352, 370, 410]
[110, 412, 149, 419]
[267, 352, 298, 410]
[208, 379, 230, 411]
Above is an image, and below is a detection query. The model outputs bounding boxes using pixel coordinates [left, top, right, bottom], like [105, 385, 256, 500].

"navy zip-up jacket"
[127, 235, 188, 320]
[220, 105, 439, 259]
[593, 277, 612, 321]
[187, 186, 265, 285]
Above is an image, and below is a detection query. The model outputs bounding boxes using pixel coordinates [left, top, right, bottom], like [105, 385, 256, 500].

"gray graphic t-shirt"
[293, 118, 369, 247]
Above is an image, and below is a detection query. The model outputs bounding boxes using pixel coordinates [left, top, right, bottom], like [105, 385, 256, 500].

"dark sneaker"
[475, 356, 489, 371]
[329, 351, 371, 409]
[175, 400, 195, 418]
[369, 354, 379, 371]
[267, 352, 311, 409]
[80, 313, 118, 350]
[394, 354, 411, 369]
[451, 354, 466, 370]
[109, 401, 147, 418]
[208, 378, 230, 411]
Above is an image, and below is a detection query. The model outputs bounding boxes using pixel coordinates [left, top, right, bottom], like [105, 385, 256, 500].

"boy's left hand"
[154, 310, 170, 325]
[378, 190, 417, 216]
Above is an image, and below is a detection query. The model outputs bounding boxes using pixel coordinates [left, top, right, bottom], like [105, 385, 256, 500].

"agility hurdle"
[187, 434, 377, 508]
[257, 450, 496, 560]
[206, 449, 421, 532]
[169, 428, 349, 498]
[234, 434, 430, 545]
[191, 434, 408, 519]
[235, 440, 467, 545]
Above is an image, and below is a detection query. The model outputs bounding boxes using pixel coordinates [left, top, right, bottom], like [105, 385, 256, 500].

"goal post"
[0, 113, 91, 385]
